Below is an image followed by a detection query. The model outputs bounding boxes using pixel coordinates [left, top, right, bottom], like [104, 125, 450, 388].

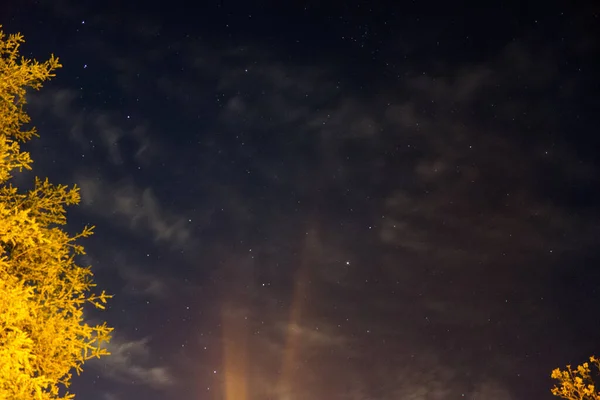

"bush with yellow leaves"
[0, 27, 112, 399]
[551, 356, 600, 399]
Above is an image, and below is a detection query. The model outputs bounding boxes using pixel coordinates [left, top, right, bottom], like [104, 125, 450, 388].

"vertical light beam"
[278, 226, 319, 397]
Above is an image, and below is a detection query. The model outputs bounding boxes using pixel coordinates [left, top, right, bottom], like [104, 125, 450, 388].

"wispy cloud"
[96, 335, 173, 389]
[77, 176, 192, 247]
[119, 266, 169, 299]
[28, 88, 156, 166]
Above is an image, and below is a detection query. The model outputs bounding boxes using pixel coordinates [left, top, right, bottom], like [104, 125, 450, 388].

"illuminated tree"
[0, 27, 112, 399]
[551, 356, 600, 400]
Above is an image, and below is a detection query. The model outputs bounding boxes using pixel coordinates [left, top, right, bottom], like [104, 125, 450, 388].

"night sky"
[2, 1, 600, 399]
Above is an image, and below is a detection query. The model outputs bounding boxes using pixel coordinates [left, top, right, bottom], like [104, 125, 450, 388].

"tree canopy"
[551, 356, 600, 400]
[0, 27, 112, 399]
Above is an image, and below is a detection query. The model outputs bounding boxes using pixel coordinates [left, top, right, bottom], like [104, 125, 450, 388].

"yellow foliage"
[0, 27, 112, 399]
[551, 356, 600, 400]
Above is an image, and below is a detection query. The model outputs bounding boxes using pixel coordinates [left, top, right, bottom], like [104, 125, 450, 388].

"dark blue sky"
[2, 0, 600, 399]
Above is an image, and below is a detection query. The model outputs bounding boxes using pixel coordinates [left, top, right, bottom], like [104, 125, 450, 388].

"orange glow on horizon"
[222, 303, 248, 400]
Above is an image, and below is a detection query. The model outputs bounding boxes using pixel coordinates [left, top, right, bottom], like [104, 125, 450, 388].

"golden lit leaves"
[0, 26, 60, 185]
[0, 28, 61, 141]
[0, 27, 112, 399]
[551, 356, 600, 399]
